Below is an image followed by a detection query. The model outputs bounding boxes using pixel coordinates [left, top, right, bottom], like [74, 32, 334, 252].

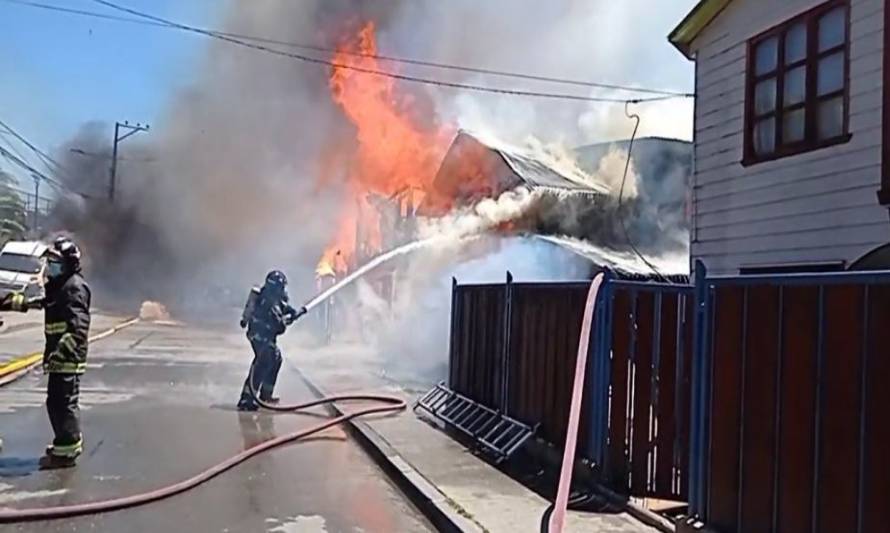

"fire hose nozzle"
[286, 306, 307, 325]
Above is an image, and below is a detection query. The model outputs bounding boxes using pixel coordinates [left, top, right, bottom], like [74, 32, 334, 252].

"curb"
[292, 367, 482, 533]
[0, 317, 140, 385]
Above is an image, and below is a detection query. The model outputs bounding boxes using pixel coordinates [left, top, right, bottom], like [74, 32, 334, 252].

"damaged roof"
[668, 0, 733, 59]
[458, 130, 610, 195]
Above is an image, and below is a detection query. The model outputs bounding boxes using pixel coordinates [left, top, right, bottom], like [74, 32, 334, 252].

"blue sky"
[0, 0, 222, 186]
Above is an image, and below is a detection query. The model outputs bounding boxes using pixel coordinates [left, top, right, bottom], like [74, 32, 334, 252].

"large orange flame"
[316, 22, 453, 276]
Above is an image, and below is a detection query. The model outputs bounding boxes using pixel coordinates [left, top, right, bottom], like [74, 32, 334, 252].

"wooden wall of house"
[690, 0, 888, 274]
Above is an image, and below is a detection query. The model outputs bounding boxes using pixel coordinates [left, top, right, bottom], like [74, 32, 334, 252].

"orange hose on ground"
[0, 394, 406, 523]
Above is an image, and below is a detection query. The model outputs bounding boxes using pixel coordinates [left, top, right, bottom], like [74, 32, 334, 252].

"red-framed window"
[744, 0, 851, 165]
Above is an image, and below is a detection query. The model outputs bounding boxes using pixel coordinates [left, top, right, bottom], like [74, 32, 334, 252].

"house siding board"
[690, 0, 888, 274]
[697, 169, 879, 214]
[697, 130, 881, 187]
[698, 202, 886, 239]
[695, 243, 877, 270]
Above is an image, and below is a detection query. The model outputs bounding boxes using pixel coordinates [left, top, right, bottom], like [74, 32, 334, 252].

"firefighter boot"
[237, 400, 259, 412]
[38, 453, 77, 470]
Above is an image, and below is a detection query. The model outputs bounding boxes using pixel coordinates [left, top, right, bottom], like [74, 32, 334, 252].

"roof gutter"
[668, 0, 732, 60]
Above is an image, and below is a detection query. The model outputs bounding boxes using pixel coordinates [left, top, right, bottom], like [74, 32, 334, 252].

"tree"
[0, 171, 28, 244]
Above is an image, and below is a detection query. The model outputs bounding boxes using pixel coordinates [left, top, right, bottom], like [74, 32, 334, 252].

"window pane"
[755, 78, 777, 115]
[785, 22, 807, 64]
[784, 66, 806, 107]
[818, 96, 844, 139]
[817, 52, 845, 95]
[819, 7, 846, 51]
[755, 37, 778, 74]
[783, 108, 806, 144]
[754, 118, 776, 155]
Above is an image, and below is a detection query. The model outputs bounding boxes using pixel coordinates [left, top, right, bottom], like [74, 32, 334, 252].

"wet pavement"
[0, 320, 432, 532]
[279, 338, 661, 533]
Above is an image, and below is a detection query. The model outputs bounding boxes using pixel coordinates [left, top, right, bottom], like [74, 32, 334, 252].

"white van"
[0, 241, 48, 298]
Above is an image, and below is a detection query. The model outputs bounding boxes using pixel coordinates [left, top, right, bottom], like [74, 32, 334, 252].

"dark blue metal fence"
[587, 277, 695, 500]
[447, 272, 694, 500]
[687, 261, 890, 533]
[446, 263, 890, 525]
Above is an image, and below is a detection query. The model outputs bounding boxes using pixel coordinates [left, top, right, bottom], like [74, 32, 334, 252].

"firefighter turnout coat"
[43, 273, 91, 374]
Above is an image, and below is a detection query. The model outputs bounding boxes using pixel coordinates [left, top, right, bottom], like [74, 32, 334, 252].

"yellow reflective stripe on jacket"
[45, 361, 87, 374]
[45, 322, 67, 335]
[10, 293, 26, 312]
[57, 333, 77, 354]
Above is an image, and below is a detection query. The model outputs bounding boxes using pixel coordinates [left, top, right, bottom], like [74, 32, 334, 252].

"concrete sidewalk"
[284, 339, 659, 533]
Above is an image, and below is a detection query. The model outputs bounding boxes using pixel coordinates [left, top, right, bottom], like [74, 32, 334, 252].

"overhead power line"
[0, 119, 94, 199]
[0, 118, 69, 179]
[83, 0, 687, 104]
[0, 143, 63, 190]
[3, 0, 691, 99]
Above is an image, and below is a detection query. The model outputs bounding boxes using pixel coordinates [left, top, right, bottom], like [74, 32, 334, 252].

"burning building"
[421, 130, 609, 217]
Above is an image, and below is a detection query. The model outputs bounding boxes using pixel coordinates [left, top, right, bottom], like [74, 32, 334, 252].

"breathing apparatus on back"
[240, 286, 261, 329]
[240, 270, 291, 329]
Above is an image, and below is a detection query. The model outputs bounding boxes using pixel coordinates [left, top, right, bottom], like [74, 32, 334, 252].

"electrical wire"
[2, 0, 693, 100]
[0, 143, 94, 199]
[0, 119, 71, 182]
[0, 132, 31, 167]
[89, 0, 684, 105]
[0, 118, 102, 199]
[617, 101, 667, 282]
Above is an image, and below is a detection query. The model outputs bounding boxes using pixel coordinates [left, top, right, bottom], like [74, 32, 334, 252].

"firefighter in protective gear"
[237, 270, 306, 411]
[1, 237, 91, 469]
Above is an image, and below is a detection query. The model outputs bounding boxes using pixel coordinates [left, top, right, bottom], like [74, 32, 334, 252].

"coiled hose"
[0, 370, 405, 523]
[540, 492, 602, 533]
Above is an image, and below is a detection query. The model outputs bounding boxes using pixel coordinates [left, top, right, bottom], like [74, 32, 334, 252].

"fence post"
[501, 271, 514, 415]
[690, 260, 710, 519]
[589, 270, 613, 467]
[448, 277, 458, 389]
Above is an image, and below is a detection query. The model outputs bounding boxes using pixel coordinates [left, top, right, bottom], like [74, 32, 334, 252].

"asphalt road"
[0, 318, 432, 533]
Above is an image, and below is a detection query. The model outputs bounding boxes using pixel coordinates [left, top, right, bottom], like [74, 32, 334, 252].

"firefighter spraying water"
[237, 270, 306, 411]
[0, 239, 435, 524]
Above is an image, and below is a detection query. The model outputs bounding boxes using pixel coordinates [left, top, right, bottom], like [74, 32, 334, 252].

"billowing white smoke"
[353, 235, 593, 387]
[417, 188, 537, 241]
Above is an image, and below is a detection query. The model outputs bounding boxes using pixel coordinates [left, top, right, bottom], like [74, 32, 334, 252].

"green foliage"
[0, 171, 28, 245]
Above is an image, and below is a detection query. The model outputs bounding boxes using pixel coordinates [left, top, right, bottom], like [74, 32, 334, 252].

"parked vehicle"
[0, 240, 48, 299]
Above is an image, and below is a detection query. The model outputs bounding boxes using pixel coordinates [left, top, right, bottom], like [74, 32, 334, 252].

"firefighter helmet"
[48, 237, 82, 271]
[265, 270, 287, 289]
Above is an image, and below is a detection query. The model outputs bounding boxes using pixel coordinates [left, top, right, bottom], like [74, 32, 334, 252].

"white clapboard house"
[670, 0, 890, 274]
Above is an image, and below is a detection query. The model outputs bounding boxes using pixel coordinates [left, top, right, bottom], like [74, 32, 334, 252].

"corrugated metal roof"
[535, 235, 690, 276]
[462, 131, 610, 195]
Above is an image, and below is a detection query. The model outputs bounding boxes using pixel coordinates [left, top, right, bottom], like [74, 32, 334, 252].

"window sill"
[741, 133, 853, 167]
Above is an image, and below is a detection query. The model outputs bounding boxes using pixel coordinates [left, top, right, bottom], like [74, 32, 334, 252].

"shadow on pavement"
[0, 457, 40, 478]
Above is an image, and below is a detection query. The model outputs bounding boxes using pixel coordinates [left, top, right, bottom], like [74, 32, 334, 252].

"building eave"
[668, 0, 733, 60]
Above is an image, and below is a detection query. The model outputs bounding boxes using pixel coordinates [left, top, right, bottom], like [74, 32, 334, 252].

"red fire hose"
[0, 391, 406, 523]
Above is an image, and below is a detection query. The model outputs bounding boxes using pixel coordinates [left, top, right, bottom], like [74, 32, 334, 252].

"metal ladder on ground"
[414, 382, 536, 463]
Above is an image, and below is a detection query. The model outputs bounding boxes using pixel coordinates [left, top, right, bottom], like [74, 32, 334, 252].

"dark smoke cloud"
[47, 1, 396, 314]
[45, 0, 690, 318]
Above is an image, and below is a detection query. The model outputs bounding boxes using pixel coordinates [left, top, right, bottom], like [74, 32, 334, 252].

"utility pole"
[109, 121, 149, 202]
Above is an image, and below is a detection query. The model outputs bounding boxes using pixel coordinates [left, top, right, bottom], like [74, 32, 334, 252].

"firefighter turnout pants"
[46, 373, 83, 457]
[239, 339, 282, 407]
